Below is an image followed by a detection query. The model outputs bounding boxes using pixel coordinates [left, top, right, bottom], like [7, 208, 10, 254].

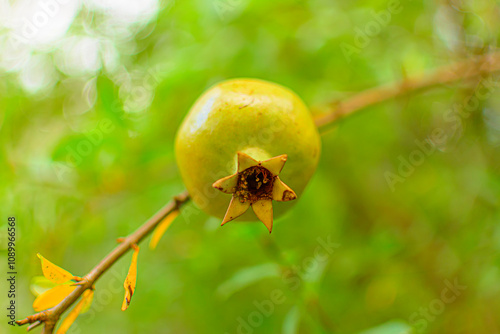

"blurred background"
[1, 0, 500, 333]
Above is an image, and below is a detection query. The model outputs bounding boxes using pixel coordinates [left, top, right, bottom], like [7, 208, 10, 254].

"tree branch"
[314, 51, 500, 128]
[16, 191, 190, 333]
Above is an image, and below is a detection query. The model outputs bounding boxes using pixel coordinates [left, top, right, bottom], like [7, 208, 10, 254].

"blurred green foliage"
[1, 0, 500, 333]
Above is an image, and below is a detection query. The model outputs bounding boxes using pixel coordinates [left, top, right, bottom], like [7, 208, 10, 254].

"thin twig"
[314, 51, 500, 127]
[16, 191, 190, 333]
[26, 321, 43, 331]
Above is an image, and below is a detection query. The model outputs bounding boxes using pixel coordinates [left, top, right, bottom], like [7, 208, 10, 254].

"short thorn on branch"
[27, 320, 43, 331]
[16, 312, 49, 327]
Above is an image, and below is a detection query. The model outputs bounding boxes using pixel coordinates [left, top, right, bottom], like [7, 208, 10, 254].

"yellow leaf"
[149, 210, 179, 250]
[121, 246, 139, 311]
[37, 254, 75, 284]
[81, 289, 94, 314]
[33, 284, 76, 312]
[56, 290, 94, 334]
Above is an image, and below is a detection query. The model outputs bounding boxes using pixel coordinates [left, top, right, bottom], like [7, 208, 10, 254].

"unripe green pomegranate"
[175, 78, 321, 232]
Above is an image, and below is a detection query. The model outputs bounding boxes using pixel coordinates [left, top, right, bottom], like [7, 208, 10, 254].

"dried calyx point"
[212, 152, 297, 233]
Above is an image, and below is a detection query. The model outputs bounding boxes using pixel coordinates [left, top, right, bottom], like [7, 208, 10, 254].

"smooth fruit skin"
[175, 78, 321, 221]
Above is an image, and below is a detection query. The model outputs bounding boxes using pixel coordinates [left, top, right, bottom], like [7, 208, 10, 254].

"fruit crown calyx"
[212, 152, 297, 233]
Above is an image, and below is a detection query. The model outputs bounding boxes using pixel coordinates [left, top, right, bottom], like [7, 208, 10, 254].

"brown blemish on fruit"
[239, 97, 255, 109]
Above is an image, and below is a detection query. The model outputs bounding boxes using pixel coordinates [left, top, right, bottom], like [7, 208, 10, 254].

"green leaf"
[356, 320, 413, 334]
[216, 263, 281, 300]
[30, 276, 57, 297]
[282, 305, 300, 334]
